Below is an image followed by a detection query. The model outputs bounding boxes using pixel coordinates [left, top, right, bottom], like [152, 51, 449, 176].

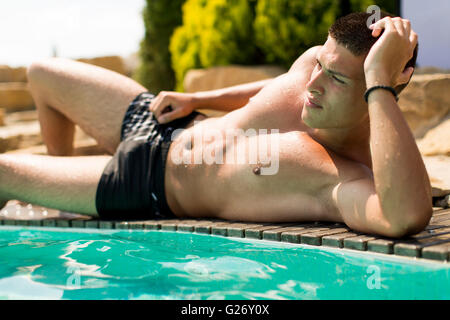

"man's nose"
[306, 70, 324, 96]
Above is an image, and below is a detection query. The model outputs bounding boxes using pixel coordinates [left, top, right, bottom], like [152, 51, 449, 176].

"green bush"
[253, 0, 399, 69]
[133, 0, 185, 93]
[349, 0, 398, 14]
[254, 0, 340, 69]
[169, 0, 256, 91]
[136, 0, 399, 92]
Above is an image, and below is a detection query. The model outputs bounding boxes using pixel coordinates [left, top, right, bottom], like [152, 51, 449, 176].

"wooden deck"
[1, 202, 449, 263]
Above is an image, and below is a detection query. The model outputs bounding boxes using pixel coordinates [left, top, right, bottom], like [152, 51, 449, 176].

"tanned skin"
[151, 16, 431, 238]
[0, 17, 431, 238]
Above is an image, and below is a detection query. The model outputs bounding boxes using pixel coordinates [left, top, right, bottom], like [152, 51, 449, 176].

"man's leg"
[27, 58, 147, 155]
[0, 153, 112, 216]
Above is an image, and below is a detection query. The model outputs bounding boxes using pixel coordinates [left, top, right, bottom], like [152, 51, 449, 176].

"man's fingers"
[158, 108, 187, 124]
[410, 31, 418, 48]
[370, 17, 402, 38]
[152, 98, 171, 119]
[403, 19, 411, 36]
[392, 18, 405, 36]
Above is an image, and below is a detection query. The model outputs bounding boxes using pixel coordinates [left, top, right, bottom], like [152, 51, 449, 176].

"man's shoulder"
[288, 45, 322, 73]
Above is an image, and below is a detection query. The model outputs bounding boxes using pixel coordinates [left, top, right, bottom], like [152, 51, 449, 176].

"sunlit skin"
[301, 37, 372, 168]
[0, 17, 432, 238]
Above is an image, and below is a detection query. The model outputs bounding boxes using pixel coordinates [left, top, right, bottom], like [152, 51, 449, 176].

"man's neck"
[307, 120, 372, 169]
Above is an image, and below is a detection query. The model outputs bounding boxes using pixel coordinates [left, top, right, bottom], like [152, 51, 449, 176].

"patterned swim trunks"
[95, 92, 203, 220]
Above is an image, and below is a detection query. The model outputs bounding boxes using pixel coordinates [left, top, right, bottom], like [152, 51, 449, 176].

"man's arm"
[334, 17, 432, 238]
[151, 45, 322, 123]
[190, 79, 273, 112]
[150, 79, 272, 123]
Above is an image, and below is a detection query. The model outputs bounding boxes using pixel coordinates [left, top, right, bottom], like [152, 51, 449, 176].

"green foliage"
[169, 0, 256, 91]
[350, 0, 398, 15]
[254, 0, 340, 69]
[133, 0, 185, 93]
[136, 0, 400, 92]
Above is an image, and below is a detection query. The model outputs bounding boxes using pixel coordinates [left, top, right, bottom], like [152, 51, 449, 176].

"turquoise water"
[0, 226, 448, 300]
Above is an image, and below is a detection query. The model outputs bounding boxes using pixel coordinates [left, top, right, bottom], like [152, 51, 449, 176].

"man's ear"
[396, 67, 415, 86]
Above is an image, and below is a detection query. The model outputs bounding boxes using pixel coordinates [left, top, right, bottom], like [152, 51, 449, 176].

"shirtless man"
[0, 12, 432, 238]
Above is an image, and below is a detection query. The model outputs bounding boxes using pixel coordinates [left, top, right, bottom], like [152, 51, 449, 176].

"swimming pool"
[0, 226, 448, 300]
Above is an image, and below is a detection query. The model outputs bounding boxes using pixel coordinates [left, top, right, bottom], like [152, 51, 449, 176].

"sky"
[0, 0, 448, 69]
[402, 0, 450, 69]
[0, 0, 146, 67]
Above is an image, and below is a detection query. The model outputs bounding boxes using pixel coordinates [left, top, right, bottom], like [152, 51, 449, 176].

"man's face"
[301, 36, 368, 129]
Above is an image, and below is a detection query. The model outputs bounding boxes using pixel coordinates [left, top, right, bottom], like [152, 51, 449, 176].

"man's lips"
[305, 96, 323, 109]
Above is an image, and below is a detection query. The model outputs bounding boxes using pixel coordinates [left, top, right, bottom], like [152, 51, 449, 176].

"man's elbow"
[384, 206, 433, 238]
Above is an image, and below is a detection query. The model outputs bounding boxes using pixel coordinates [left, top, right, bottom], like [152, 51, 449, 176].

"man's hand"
[149, 91, 196, 124]
[364, 16, 418, 88]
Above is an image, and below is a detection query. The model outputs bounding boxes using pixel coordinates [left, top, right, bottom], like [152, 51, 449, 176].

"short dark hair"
[328, 12, 418, 93]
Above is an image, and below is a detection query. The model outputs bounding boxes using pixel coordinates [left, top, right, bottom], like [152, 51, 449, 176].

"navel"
[253, 165, 261, 175]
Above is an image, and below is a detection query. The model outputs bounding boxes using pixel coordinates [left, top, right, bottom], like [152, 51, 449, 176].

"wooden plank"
[56, 220, 70, 228]
[301, 228, 350, 246]
[227, 223, 269, 238]
[175, 219, 202, 232]
[431, 208, 450, 215]
[28, 220, 42, 227]
[98, 221, 113, 229]
[15, 220, 29, 227]
[72, 220, 87, 228]
[115, 222, 130, 229]
[367, 239, 395, 254]
[343, 235, 378, 251]
[195, 221, 230, 234]
[245, 223, 296, 240]
[262, 226, 308, 241]
[281, 227, 331, 244]
[3, 220, 16, 226]
[211, 222, 267, 238]
[42, 220, 56, 227]
[322, 232, 360, 248]
[85, 220, 99, 229]
[142, 221, 161, 230]
[421, 243, 450, 261]
[430, 213, 450, 223]
[394, 234, 450, 258]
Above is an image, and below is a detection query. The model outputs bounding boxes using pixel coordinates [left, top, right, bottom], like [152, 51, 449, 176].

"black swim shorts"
[95, 92, 202, 220]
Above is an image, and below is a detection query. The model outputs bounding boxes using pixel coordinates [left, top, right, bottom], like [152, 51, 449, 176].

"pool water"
[0, 226, 448, 300]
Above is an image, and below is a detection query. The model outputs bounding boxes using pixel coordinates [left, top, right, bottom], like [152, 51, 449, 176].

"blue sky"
[0, 0, 146, 67]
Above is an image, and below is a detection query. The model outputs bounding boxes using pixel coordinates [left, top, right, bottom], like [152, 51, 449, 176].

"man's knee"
[27, 58, 68, 86]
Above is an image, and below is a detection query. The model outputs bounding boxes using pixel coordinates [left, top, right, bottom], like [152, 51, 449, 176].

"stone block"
[417, 118, 450, 156]
[184, 65, 286, 93]
[0, 82, 34, 110]
[77, 56, 127, 76]
[398, 74, 450, 138]
[0, 66, 27, 83]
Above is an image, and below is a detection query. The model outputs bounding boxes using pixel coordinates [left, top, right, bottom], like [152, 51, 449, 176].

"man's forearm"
[190, 79, 273, 112]
[367, 89, 432, 231]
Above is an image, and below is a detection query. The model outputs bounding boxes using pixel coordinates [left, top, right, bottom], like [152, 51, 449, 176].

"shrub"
[253, 0, 340, 69]
[133, 0, 185, 93]
[169, 0, 256, 91]
[253, 0, 399, 69]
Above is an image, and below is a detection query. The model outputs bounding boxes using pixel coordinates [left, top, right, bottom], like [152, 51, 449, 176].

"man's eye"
[332, 76, 345, 84]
